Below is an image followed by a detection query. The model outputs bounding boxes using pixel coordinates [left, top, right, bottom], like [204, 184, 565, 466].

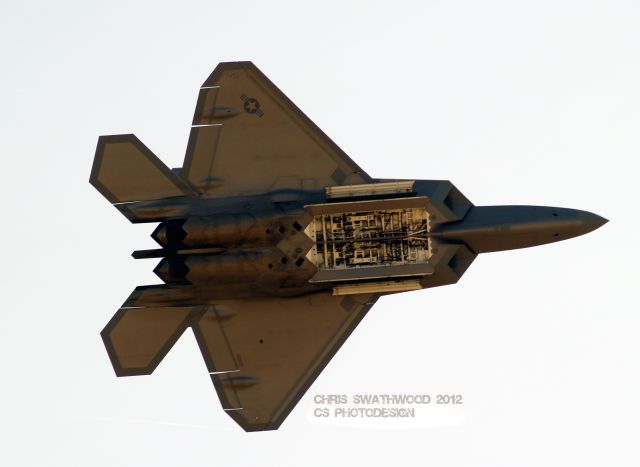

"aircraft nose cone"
[578, 210, 608, 234]
[552, 208, 608, 240]
[434, 205, 608, 253]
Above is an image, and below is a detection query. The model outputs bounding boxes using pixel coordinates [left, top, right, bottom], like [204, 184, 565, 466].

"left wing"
[192, 292, 379, 431]
[100, 292, 378, 431]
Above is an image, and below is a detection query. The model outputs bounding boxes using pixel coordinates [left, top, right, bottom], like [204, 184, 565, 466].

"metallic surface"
[90, 61, 607, 431]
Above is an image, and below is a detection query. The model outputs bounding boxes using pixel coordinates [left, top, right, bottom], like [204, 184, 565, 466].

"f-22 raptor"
[90, 61, 607, 431]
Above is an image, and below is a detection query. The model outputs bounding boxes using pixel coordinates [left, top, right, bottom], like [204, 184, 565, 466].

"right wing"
[182, 62, 371, 196]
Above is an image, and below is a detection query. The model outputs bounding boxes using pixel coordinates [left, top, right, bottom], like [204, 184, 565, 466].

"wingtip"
[201, 61, 259, 87]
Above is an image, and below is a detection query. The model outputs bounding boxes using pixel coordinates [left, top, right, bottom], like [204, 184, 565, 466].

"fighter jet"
[90, 61, 607, 431]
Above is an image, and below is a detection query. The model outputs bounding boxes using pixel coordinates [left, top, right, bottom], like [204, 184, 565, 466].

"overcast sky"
[1, 1, 638, 466]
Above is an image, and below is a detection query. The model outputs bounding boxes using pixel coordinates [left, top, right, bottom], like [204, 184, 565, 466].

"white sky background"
[1, 0, 638, 465]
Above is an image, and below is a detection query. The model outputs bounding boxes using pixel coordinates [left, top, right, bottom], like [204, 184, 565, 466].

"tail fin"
[90, 134, 194, 204]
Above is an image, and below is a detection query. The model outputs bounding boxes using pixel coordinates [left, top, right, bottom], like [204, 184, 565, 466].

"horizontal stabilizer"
[90, 134, 195, 204]
[101, 306, 198, 376]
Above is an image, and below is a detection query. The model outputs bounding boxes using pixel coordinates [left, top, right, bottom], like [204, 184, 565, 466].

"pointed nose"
[548, 208, 608, 241]
[434, 206, 607, 253]
[576, 210, 608, 234]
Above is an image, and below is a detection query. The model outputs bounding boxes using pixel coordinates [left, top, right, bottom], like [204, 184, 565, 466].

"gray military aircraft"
[90, 61, 607, 431]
